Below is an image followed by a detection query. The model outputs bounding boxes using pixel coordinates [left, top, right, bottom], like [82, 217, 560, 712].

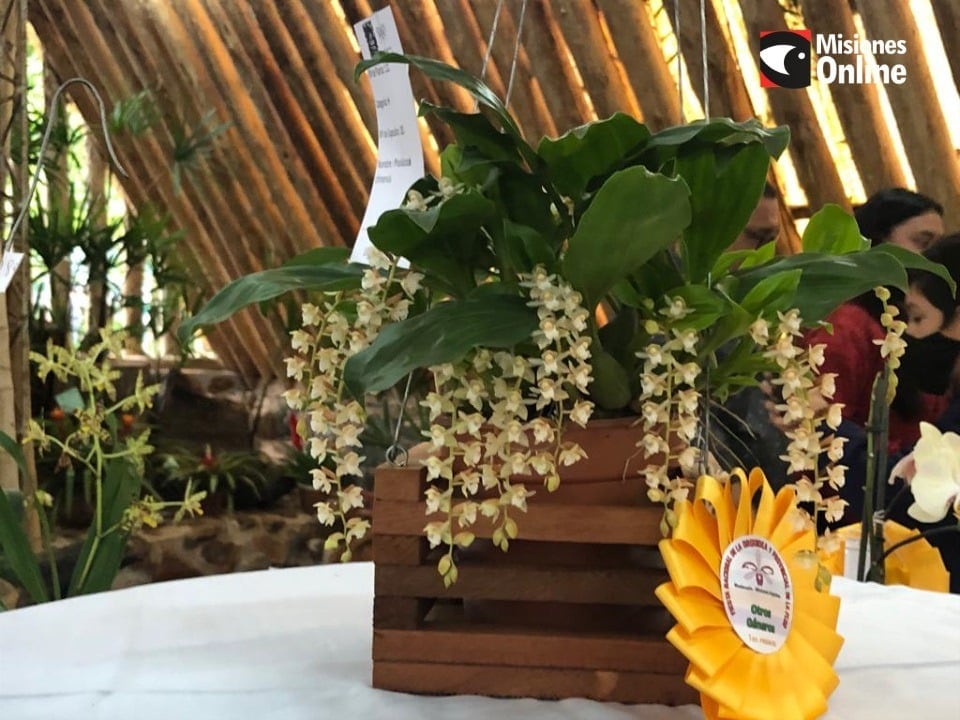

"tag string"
[3, 78, 127, 255]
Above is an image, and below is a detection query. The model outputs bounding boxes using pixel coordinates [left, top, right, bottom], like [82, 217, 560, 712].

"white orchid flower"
[908, 422, 960, 523]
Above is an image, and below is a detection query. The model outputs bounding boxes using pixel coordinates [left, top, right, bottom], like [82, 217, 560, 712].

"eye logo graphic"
[759, 30, 812, 88]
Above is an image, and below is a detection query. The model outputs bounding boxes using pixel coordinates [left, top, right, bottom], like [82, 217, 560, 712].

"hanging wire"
[3, 78, 127, 254]
[385, 370, 414, 467]
[504, 0, 529, 106]
[479, 0, 506, 81]
[674, 0, 684, 122]
[700, 0, 709, 119]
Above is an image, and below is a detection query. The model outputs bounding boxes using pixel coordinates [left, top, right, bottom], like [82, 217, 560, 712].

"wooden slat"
[930, 0, 960, 92]
[373, 534, 428, 565]
[373, 464, 425, 501]
[372, 660, 698, 704]
[373, 596, 433, 629]
[30, 0, 264, 381]
[375, 563, 664, 604]
[858, 0, 960, 229]
[374, 628, 687, 673]
[597, 0, 680, 129]
[374, 499, 664, 545]
[550, 0, 639, 120]
[738, 0, 850, 212]
[802, 0, 908, 193]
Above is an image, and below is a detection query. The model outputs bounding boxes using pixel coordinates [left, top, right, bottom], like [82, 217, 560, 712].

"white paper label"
[352, 7, 424, 265]
[0, 251, 24, 293]
[720, 534, 794, 654]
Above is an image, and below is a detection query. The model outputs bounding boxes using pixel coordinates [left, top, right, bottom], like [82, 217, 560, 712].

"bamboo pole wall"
[25, 0, 960, 379]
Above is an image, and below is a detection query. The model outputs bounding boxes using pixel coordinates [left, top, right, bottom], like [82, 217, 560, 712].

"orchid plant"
[180, 53, 950, 581]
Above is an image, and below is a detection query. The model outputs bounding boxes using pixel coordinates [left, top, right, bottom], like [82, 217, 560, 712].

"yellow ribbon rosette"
[832, 522, 949, 592]
[656, 469, 844, 720]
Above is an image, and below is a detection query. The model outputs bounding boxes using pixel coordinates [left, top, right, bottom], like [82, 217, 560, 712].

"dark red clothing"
[806, 303, 946, 453]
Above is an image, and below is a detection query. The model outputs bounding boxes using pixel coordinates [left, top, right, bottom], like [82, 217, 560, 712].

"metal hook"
[4, 77, 128, 254]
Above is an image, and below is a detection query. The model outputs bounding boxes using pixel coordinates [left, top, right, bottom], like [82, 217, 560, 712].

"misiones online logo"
[759, 30, 908, 88]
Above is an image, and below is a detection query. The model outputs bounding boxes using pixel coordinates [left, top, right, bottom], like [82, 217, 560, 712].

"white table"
[0, 563, 957, 720]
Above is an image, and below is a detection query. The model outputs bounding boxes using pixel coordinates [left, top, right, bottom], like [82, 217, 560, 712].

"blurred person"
[727, 181, 781, 252]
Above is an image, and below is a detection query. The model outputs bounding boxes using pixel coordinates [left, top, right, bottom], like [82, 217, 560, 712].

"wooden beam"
[674, 0, 756, 121]
[509, 0, 591, 131]
[549, 0, 640, 120]
[801, 0, 907, 192]
[274, 1, 377, 181]
[596, 0, 680, 129]
[186, 0, 348, 244]
[738, 0, 850, 211]
[930, 0, 960, 92]
[857, 0, 960, 228]
[31, 0, 264, 380]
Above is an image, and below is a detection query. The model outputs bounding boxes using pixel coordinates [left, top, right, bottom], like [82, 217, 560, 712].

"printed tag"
[352, 6, 424, 265]
[0, 252, 24, 293]
[720, 534, 794, 654]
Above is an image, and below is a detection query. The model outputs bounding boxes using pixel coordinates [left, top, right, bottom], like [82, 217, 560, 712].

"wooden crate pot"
[371, 419, 696, 705]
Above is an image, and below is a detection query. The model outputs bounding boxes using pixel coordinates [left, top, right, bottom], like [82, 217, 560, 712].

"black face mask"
[898, 333, 960, 395]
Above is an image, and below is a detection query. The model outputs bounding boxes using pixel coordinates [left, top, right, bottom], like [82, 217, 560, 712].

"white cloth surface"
[0, 563, 957, 720]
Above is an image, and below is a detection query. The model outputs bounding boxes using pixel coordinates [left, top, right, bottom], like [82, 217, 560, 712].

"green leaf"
[355, 53, 533, 163]
[735, 251, 908, 323]
[420, 102, 521, 164]
[677, 143, 771, 281]
[369, 189, 498, 296]
[588, 348, 633, 410]
[0, 434, 48, 605]
[562, 167, 691, 307]
[871, 243, 957, 295]
[802, 204, 868, 254]
[537, 113, 650, 199]
[737, 269, 803, 316]
[54, 387, 84, 414]
[665, 284, 730, 330]
[178, 261, 363, 342]
[0, 430, 29, 478]
[343, 288, 538, 397]
[643, 118, 790, 159]
[68, 458, 140, 597]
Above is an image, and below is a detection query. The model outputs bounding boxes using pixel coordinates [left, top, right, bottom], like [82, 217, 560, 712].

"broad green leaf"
[369, 189, 498, 296]
[871, 243, 957, 295]
[562, 167, 691, 307]
[737, 269, 803, 315]
[735, 251, 908, 323]
[676, 143, 770, 281]
[643, 118, 790, 159]
[68, 457, 140, 596]
[802, 204, 868, 254]
[420, 102, 521, 164]
[589, 348, 633, 410]
[178, 262, 363, 342]
[343, 289, 538, 397]
[537, 113, 650, 199]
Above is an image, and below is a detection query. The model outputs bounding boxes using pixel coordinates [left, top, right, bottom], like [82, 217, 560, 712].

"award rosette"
[655, 468, 844, 720]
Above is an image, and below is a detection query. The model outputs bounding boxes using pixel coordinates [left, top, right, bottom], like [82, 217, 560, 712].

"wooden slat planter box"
[371, 432, 696, 706]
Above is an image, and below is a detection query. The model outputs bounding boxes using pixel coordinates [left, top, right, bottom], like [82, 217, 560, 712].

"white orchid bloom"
[908, 422, 960, 523]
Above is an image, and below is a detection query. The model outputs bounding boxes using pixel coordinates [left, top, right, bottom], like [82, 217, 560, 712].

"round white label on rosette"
[719, 534, 794, 654]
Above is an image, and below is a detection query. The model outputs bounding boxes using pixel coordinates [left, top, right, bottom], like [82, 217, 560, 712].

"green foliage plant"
[0, 330, 205, 607]
[179, 54, 949, 583]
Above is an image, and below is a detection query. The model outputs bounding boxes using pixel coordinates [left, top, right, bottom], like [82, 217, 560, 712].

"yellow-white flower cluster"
[285, 248, 422, 561]
[873, 286, 908, 404]
[757, 309, 846, 545]
[636, 296, 702, 534]
[420, 266, 594, 586]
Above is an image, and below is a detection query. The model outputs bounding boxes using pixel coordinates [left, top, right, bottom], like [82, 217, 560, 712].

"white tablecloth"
[0, 563, 957, 720]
